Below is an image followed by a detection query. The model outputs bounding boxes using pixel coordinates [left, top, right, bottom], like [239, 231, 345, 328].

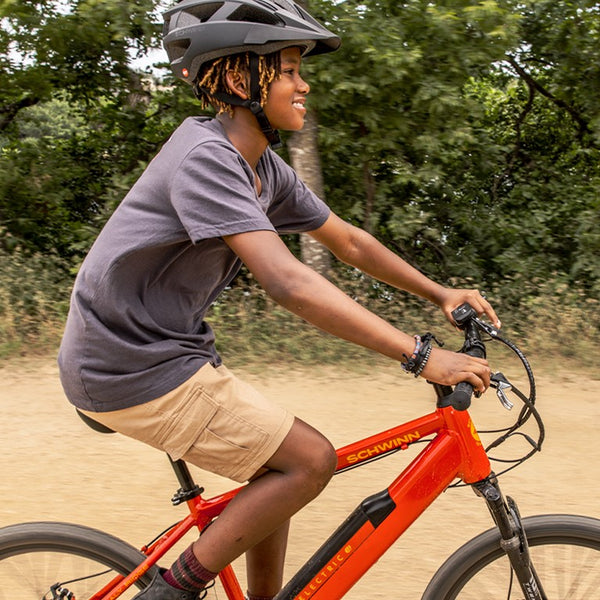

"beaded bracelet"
[401, 332, 439, 377]
[400, 335, 423, 374]
[413, 343, 432, 377]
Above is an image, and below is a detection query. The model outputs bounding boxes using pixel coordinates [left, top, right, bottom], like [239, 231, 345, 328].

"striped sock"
[162, 544, 218, 592]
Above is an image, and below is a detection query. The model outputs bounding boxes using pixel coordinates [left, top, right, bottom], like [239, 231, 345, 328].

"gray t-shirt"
[58, 117, 330, 412]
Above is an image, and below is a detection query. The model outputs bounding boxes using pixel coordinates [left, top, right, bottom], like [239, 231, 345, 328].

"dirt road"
[2, 356, 598, 598]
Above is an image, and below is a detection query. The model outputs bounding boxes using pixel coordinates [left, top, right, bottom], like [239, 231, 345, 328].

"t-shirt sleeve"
[170, 141, 276, 243]
[265, 150, 331, 233]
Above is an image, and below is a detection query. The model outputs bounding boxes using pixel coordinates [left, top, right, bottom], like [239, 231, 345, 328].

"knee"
[269, 420, 337, 498]
[301, 438, 337, 496]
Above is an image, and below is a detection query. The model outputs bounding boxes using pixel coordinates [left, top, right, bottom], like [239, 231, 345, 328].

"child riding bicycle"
[58, 1, 500, 598]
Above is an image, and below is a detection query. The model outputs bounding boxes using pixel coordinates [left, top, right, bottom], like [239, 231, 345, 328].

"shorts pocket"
[182, 406, 270, 481]
[157, 384, 219, 461]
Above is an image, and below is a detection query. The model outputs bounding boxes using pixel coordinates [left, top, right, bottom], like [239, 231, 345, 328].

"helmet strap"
[247, 54, 282, 149]
[196, 54, 282, 149]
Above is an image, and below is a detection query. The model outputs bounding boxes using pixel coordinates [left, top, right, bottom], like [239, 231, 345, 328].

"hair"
[193, 51, 282, 117]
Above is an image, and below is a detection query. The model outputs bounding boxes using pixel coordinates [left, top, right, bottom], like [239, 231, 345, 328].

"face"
[263, 47, 310, 131]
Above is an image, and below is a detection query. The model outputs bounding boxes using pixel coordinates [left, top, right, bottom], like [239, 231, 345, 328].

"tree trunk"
[288, 109, 332, 276]
[286, 0, 331, 277]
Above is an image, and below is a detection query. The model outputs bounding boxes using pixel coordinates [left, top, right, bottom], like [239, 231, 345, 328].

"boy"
[58, 1, 500, 598]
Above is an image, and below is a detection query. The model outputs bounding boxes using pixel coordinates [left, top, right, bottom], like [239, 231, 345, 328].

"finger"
[464, 371, 488, 394]
[476, 291, 501, 328]
[464, 358, 491, 392]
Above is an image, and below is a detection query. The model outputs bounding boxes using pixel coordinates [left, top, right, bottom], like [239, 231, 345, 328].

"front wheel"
[0, 521, 158, 599]
[422, 514, 600, 599]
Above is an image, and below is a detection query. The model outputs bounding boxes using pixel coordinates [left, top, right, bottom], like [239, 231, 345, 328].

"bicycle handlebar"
[432, 303, 543, 475]
[437, 303, 488, 411]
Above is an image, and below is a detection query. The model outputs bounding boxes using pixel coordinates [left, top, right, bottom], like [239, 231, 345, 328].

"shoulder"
[168, 117, 240, 158]
[158, 117, 249, 181]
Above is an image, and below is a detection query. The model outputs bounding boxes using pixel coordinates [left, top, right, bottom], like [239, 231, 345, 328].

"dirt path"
[1, 357, 599, 598]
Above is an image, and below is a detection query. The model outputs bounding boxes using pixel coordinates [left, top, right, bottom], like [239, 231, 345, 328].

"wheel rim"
[448, 539, 600, 599]
[0, 548, 145, 599]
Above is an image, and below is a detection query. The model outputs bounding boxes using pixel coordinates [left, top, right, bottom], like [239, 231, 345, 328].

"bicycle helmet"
[162, 0, 340, 147]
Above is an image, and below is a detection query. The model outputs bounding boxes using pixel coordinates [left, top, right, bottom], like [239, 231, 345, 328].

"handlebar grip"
[443, 381, 474, 411]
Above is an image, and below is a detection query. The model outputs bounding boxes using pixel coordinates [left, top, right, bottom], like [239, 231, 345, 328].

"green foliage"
[0, 0, 598, 363]
[0, 0, 160, 117]
[0, 98, 109, 254]
[306, 0, 599, 299]
[0, 246, 71, 355]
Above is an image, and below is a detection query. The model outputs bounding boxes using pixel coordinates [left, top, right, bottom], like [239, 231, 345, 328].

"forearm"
[224, 228, 493, 391]
[266, 265, 416, 361]
[331, 226, 447, 305]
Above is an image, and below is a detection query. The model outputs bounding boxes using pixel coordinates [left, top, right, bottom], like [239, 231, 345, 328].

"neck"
[217, 109, 269, 168]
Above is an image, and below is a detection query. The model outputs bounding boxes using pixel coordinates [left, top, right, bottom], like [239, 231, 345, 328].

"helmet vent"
[168, 38, 191, 60]
[271, 0, 301, 16]
[183, 2, 225, 24]
[228, 5, 283, 26]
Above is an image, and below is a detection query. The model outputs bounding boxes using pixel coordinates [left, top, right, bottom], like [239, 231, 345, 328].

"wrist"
[427, 284, 450, 307]
[401, 333, 441, 377]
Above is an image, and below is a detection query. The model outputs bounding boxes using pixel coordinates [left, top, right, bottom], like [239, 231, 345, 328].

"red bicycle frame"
[93, 402, 490, 600]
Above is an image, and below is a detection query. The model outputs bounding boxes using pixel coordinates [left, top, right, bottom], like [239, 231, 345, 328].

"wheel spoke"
[422, 515, 600, 600]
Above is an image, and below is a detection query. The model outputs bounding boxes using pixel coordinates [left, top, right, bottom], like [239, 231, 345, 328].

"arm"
[310, 213, 501, 328]
[223, 229, 492, 392]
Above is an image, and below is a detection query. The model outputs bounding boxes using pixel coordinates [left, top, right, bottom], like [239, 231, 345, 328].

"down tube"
[277, 432, 465, 600]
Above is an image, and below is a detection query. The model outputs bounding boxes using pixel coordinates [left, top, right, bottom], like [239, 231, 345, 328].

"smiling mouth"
[292, 102, 306, 111]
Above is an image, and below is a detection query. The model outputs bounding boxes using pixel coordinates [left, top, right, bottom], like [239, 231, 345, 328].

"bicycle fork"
[472, 473, 547, 600]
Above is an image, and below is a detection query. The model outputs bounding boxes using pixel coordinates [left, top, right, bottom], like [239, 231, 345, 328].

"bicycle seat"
[76, 409, 116, 434]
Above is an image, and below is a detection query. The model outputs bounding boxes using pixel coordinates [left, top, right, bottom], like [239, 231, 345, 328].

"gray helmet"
[163, 0, 341, 83]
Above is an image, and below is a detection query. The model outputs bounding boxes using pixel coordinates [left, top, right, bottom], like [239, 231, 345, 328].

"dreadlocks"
[193, 52, 282, 117]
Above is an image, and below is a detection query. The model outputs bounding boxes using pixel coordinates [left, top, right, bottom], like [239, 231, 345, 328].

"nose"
[297, 74, 310, 95]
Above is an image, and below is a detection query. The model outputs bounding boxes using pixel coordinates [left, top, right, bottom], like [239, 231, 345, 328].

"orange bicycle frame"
[278, 404, 491, 599]
[94, 402, 490, 600]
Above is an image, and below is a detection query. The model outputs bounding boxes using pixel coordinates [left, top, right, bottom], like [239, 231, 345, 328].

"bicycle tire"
[0, 521, 159, 599]
[422, 514, 600, 599]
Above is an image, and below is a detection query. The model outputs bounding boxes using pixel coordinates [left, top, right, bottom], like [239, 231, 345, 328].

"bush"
[0, 247, 71, 356]
[0, 252, 597, 371]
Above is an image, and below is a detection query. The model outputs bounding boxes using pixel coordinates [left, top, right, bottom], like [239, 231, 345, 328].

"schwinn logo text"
[346, 432, 421, 464]
[298, 545, 353, 599]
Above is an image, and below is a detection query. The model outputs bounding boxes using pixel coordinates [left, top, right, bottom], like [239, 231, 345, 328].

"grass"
[0, 249, 597, 372]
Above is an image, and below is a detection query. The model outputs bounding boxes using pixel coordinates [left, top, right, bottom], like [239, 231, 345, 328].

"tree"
[286, 0, 332, 276]
[1, 0, 598, 303]
[0, 0, 201, 255]
[307, 0, 519, 275]
[0, 0, 160, 131]
[288, 110, 332, 275]
[306, 0, 599, 298]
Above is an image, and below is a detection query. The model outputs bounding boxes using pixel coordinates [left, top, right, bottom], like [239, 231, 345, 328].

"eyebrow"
[281, 55, 301, 66]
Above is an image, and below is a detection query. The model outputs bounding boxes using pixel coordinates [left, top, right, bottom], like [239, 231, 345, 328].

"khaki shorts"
[80, 363, 294, 483]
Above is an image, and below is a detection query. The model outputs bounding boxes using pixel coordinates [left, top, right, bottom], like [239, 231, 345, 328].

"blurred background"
[0, 0, 598, 366]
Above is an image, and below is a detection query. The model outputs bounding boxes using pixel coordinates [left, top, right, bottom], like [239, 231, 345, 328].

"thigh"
[80, 363, 295, 483]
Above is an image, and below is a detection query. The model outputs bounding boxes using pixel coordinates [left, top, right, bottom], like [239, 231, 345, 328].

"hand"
[438, 288, 501, 329]
[420, 347, 492, 394]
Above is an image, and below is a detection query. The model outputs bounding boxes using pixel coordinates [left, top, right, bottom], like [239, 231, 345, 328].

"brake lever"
[490, 372, 514, 410]
[472, 316, 500, 338]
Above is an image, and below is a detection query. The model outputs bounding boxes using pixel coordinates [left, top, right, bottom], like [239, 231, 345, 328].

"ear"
[225, 70, 249, 100]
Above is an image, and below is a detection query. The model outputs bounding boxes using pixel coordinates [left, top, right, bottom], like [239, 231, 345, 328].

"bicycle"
[1, 302, 599, 599]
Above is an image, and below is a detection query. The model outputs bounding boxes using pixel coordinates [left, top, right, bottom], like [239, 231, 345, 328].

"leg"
[245, 521, 290, 598]
[191, 418, 336, 576]
[91, 365, 336, 597]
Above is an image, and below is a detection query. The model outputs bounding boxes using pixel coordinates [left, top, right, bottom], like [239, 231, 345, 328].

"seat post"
[168, 455, 203, 505]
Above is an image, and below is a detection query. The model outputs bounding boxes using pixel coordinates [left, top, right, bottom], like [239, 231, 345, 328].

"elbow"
[335, 227, 373, 266]
[262, 269, 315, 314]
